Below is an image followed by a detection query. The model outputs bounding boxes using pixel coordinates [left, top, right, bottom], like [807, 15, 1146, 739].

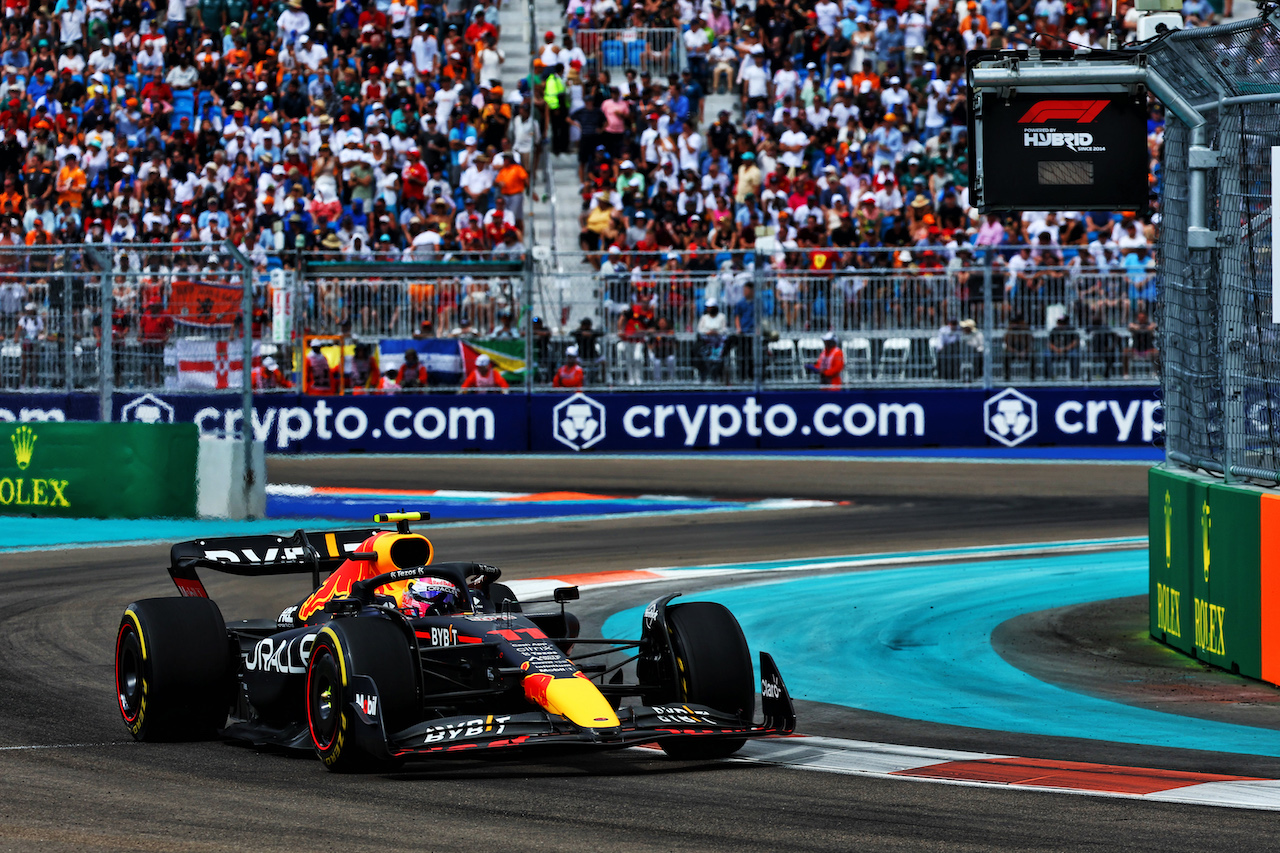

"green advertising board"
[1199, 483, 1262, 675]
[0, 422, 198, 518]
[1150, 465, 1271, 683]
[1149, 467, 1196, 653]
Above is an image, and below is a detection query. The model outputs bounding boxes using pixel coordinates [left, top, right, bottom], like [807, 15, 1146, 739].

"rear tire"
[306, 617, 417, 772]
[115, 598, 230, 741]
[653, 602, 755, 760]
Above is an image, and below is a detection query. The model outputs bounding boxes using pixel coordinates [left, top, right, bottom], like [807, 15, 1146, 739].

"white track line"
[729, 737, 1280, 812]
[504, 537, 1146, 599]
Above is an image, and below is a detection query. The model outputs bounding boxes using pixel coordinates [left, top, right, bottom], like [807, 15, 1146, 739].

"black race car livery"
[115, 512, 796, 770]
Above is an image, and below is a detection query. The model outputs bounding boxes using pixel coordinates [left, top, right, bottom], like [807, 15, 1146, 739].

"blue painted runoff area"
[603, 550, 1280, 758]
[0, 517, 355, 552]
[268, 494, 732, 522]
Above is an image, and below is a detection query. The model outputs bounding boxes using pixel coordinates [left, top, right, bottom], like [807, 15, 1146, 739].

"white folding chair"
[796, 336, 825, 366]
[879, 337, 912, 380]
[767, 339, 799, 382]
[844, 338, 872, 381]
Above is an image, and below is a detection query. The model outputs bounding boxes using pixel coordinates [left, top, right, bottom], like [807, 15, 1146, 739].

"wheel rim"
[307, 650, 340, 750]
[115, 626, 142, 722]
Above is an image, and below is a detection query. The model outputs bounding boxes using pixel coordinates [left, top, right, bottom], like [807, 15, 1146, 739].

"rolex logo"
[1164, 491, 1172, 571]
[1201, 501, 1211, 583]
[11, 426, 35, 470]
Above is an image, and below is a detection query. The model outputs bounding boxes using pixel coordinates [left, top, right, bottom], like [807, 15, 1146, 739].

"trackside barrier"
[0, 422, 198, 518]
[0, 387, 1161, 453]
[1149, 466, 1280, 685]
[197, 436, 267, 519]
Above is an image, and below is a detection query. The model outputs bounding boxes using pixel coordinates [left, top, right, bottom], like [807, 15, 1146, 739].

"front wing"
[360, 652, 797, 760]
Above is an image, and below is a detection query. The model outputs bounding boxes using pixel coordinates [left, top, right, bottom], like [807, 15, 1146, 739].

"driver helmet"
[399, 577, 464, 617]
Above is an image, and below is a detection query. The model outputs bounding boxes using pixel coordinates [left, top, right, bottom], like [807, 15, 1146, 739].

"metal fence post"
[753, 262, 764, 393]
[524, 255, 534, 393]
[1214, 108, 1245, 483]
[982, 250, 993, 390]
[225, 241, 258, 516]
[63, 276, 73, 392]
[85, 247, 113, 422]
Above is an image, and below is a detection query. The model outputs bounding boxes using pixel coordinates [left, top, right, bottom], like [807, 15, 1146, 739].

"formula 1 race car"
[114, 512, 795, 770]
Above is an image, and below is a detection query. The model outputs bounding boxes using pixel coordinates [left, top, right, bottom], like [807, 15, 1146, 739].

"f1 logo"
[1017, 100, 1108, 124]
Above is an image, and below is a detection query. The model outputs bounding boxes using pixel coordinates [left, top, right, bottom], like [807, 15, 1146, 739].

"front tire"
[115, 598, 230, 741]
[653, 602, 755, 760]
[305, 616, 417, 772]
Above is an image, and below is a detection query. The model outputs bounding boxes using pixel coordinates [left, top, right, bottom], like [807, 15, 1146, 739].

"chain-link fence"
[1148, 16, 1280, 482]
[0, 243, 268, 398]
[534, 247, 1158, 389]
[1, 241, 1160, 401]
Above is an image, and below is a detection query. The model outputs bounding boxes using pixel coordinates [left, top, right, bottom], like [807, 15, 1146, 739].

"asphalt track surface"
[3, 456, 1279, 851]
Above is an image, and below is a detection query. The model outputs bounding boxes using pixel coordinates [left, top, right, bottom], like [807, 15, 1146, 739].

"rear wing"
[168, 528, 380, 598]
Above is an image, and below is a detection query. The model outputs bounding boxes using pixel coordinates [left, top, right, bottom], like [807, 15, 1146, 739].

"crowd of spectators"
[552, 0, 1203, 350]
[0, 0, 1207, 386]
[0, 0, 536, 273]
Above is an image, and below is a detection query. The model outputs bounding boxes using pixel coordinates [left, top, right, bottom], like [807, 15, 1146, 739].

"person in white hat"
[305, 341, 336, 394]
[805, 332, 845, 388]
[616, 159, 643, 195]
[252, 355, 294, 389]
[695, 297, 729, 383]
[696, 297, 727, 337]
[277, 0, 312, 42]
[553, 345, 584, 388]
[461, 352, 510, 393]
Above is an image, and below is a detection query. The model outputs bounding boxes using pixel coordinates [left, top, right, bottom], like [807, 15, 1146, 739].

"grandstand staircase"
[503, 0, 736, 332]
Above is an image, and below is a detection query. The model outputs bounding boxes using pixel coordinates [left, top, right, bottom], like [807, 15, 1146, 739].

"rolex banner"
[1150, 466, 1274, 686]
[0, 422, 198, 518]
[1149, 466, 1196, 655]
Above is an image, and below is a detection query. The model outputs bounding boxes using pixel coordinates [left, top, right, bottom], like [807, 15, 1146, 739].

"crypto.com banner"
[528, 388, 1162, 452]
[0, 388, 1161, 453]
[109, 392, 528, 453]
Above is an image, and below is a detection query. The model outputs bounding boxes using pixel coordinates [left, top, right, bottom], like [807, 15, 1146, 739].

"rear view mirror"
[553, 587, 580, 603]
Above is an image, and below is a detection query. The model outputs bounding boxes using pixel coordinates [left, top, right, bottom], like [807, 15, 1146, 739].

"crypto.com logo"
[984, 388, 1038, 448]
[119, 394, 176, 424]
[1017, 100, 1108, 124]
[552, 393, 606, 451]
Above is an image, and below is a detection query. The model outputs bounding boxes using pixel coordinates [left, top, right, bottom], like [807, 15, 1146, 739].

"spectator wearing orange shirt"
[805, 333, 845, 388]
[24, 223, 53, 247]
[304, 342, 340, 395]
[56, 154, 86, 209]
[224, 44, 250, 73]
[461, 353, 509, 393]
[961, 2, 990, 35]
[0, 175, 22, 217]
[553, 346, 584, 388]
[396, 348, 429, 390]
[851, 59, 880, 93]
[253, 356, 294, 390]
[493, 152, 529, 223]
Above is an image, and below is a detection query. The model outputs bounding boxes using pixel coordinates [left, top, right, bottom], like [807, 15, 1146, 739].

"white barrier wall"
[197, 437, 266, 519]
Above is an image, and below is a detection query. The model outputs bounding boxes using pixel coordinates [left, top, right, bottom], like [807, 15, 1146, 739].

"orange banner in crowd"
[169, 280, 242, 328]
